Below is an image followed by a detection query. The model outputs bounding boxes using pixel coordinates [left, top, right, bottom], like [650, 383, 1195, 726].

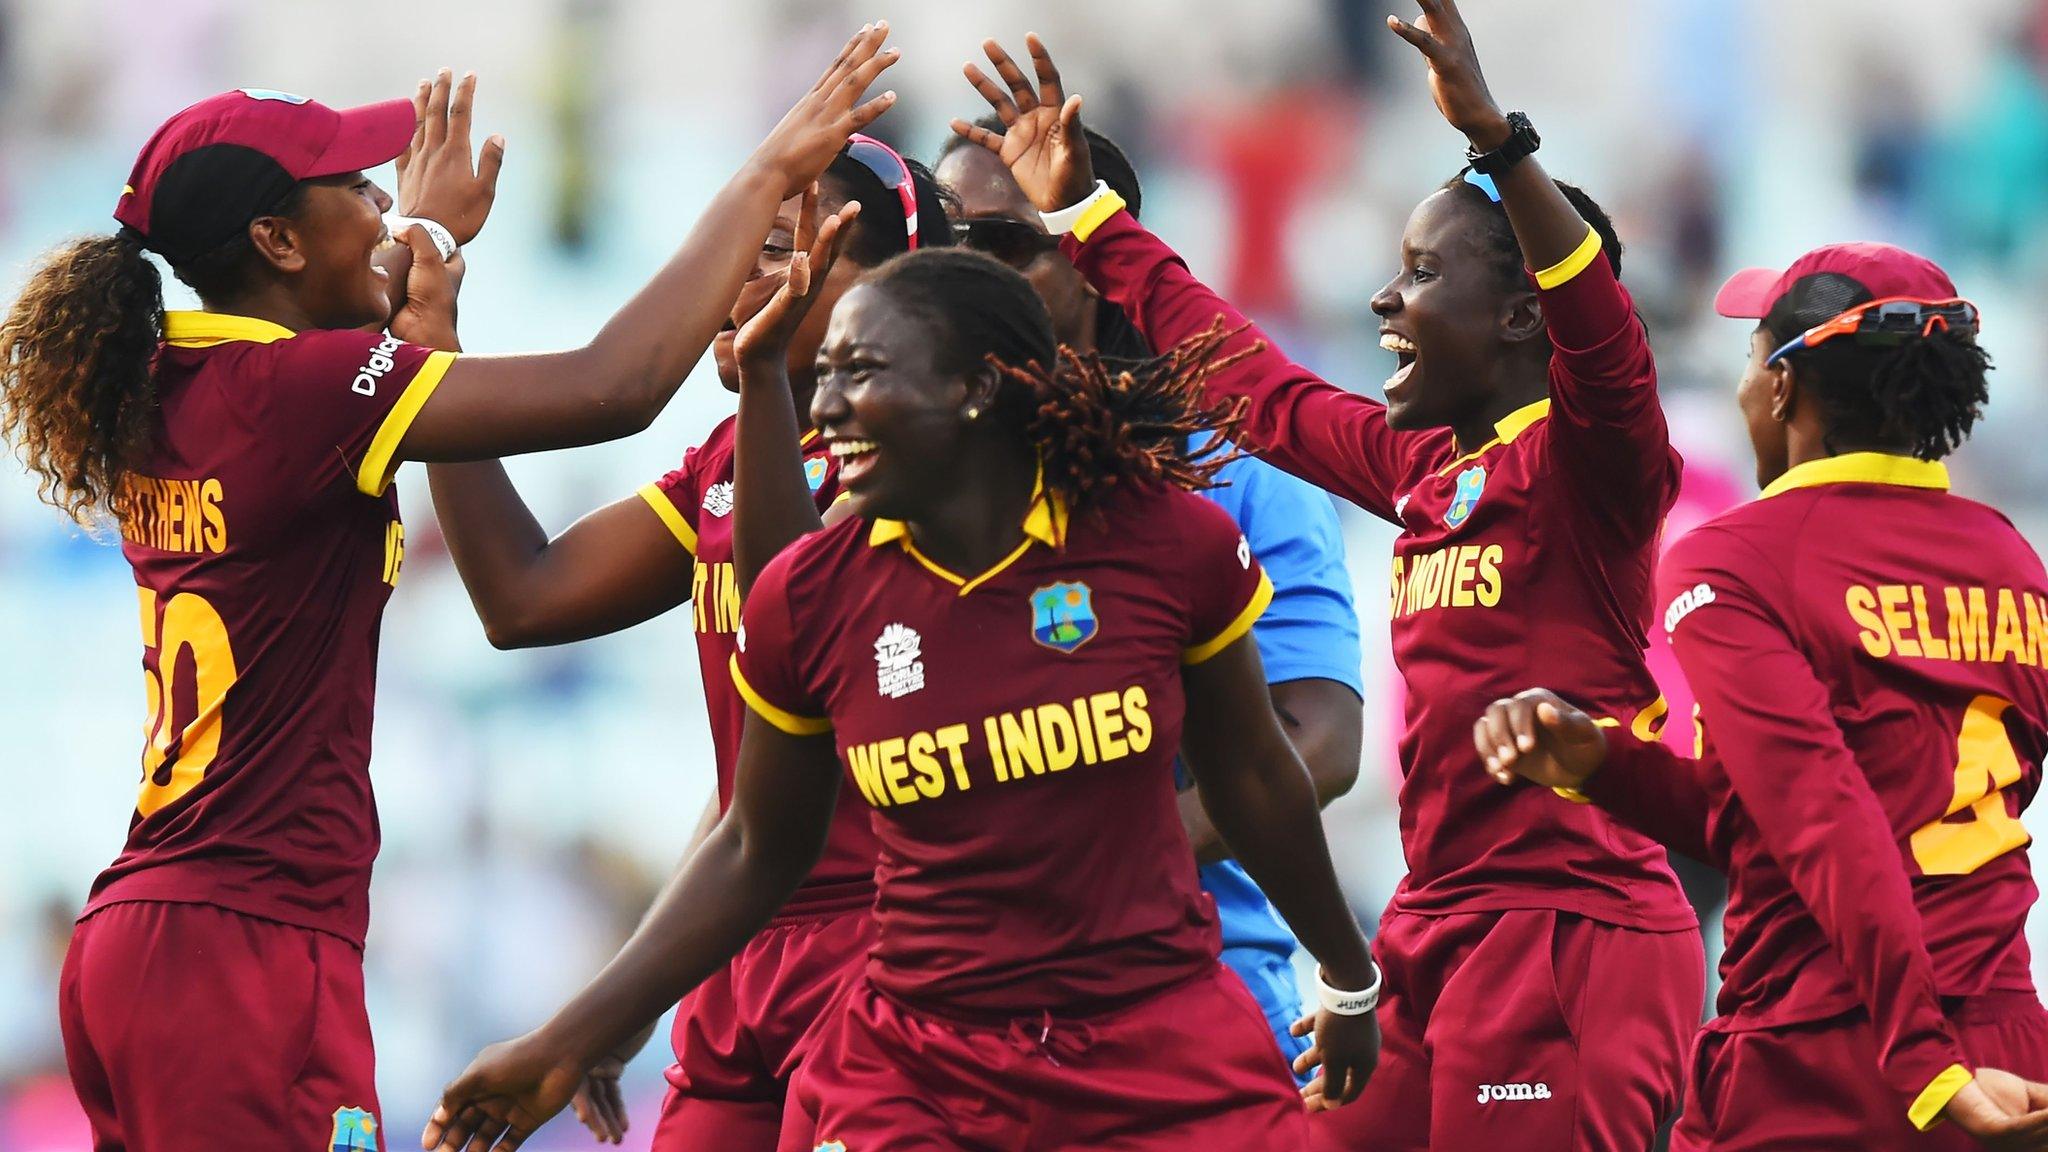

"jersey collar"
[1434, 398, 1551, 477]
[162, 311, 296, 348]
[1760, 452, 1950, 500]
[868, 466, 1069, 596]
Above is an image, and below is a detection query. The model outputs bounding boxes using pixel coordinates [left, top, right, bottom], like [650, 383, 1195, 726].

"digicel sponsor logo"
[352, 335, 404, 396]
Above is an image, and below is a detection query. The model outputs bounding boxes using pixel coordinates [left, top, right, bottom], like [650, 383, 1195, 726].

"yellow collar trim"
[800, 428, 820, 448]
[1435, 398, 1551, 477]
[868, 467, 1068, 595]
[162, 311, 296, 348]
[1493, 398, 1551, 444]
[1761, 452, 1950, 500]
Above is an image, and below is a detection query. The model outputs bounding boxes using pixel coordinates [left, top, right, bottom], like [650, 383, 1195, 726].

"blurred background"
[4, 0, 2048, 1146]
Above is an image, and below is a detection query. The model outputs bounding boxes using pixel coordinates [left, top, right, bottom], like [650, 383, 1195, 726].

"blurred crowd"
[4, 0, 2048, 1147]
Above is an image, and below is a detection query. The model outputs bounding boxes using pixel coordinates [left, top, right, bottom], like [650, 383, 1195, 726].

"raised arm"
[427, 469, 693, 648]
[422, 713, 841, 1152]
[390, 25, 901, 462]
[951, 35, 1410, 521]
[731, 187, 857, 595]
[1390, 0, 1675, 534]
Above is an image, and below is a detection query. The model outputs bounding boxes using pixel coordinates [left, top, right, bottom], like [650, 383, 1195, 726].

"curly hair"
[863, 247, 1251, 513]
[0, 229, 165, 526]
[1772, 326, 1992, 461]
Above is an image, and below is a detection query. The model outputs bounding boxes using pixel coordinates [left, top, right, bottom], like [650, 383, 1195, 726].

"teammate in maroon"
[423, 248, 1380, 1152]
[1, 35, 896, 1152]
[424, 133, 954, 1149]
[953, 7, 1699, 1147]
[1477, 243, 2048, 1148]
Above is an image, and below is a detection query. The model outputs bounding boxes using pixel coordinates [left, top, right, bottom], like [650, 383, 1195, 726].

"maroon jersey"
[85, 311, 456, 945]
[1589, 453, 2048, 1122]
[1067, 212, 1693, 931]
[639, 417, 879, 919]
[732, 478, 1271, 1017]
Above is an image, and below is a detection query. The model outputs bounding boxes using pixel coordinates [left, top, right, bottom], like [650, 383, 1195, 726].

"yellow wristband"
[1072, 190, 1127, 244]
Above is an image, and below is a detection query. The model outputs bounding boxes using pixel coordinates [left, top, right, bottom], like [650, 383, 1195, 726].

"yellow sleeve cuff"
[730, 655, 831, 736]
[1532, 225, 1604, 290]
[1072, 190, 1129, 244]
[1909, 1064, 1973, 1131]
[357, 349, 456, 497]
[1184, 570, 1274, 665]
[1550, 716, 1625, 801]
[637, 483, 698, 554]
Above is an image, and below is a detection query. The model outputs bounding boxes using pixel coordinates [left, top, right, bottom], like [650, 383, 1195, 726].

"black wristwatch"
[1466, 111, 1540, 177]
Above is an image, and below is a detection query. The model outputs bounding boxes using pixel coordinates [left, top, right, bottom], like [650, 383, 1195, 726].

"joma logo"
[1477, 1082, 1552, 1104]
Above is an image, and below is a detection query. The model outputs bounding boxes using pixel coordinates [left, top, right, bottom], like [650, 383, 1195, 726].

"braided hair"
[862, 248, 1250, 513]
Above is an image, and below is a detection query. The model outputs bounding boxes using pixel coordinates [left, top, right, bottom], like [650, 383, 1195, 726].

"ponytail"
[0, 230, 165, 525]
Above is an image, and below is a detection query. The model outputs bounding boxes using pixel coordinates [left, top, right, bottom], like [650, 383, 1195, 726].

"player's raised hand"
[396, 69, 506, 246]
[1387, 0, 1513, 151]
[1946, 1071, 2048, 1148]
[421, 1033, 585, 1152]
[753, 23, 901, 199]
[952, 33, 1096, 213]
[1473, 688, 1608, 791]
[732, 184, 859, 375]
[389, 225, 460, 352]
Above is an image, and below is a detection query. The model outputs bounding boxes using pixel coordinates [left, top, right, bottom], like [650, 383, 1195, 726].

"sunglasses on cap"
[954, 217, 1062, 269]
[1766, 296, 1981, 367]
[843, 133, 918, 252]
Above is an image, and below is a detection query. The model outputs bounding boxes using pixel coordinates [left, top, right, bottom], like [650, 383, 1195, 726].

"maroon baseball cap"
[1714, 242, 1959, 340]
[114, 88, 416, 264]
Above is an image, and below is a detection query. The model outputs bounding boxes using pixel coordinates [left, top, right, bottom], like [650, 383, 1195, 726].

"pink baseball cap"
[114, 88, 416, 263]
[1714, 242, 1958, 325]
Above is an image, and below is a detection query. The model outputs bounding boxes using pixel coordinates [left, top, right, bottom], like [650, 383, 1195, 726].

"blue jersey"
[1189, 438, 1364, 958]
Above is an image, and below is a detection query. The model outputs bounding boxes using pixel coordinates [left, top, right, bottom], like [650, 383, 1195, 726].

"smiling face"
[714, 175, 869, 394]
[810, 283, 979, 521]
[277, 172, 394, 329]
[1370, 189, 1524, 432]
[935, 145, 1095, 347]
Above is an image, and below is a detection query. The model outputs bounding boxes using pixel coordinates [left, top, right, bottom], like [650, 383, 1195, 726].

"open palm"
[952, 34, 1095, 212]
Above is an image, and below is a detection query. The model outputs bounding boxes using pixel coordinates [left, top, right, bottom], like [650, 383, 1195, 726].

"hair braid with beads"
[865, 247, 1254, 514]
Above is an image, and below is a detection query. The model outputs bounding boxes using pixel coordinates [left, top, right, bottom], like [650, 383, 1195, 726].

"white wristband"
[1038, 180, 1113, 236]
[1316, 962, 1382, 1016]
[387, 214, 458, 261]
